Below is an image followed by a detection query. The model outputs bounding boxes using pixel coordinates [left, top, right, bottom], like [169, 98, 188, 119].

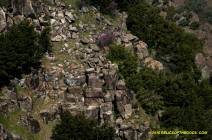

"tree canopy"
[52, 111, 116, 140]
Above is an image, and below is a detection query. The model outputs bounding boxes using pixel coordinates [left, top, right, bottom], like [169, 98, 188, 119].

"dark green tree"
[52, 111, 116, 140]
[0, 20, 51, 87]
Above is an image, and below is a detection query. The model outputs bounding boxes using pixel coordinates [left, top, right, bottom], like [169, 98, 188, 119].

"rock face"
[0, 8, 6, 32]
[11, 0, 36, 18]
[0, 1, 154, 140]
[144, 57, 164, 70]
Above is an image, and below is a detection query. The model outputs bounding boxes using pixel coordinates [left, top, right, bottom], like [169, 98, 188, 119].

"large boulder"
[144, 57, 164, 70]
[135, 41, 149, 61]
[102, 69, 117, 90]
[87, 74, 104, 88]
[0, 8, 6, 32]
[11, 0, 36, 18]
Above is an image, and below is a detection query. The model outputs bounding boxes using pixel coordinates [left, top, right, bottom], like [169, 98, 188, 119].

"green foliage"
[183, 0, 207, 14]
[88, 0, 113, 14]
[107, 45, 138, 78]
[40, 25, 52, 53]
[136, 88, 164, 115]
[0, 0, 10, 7]
[87, 0, 140, 14]
[52, 111, 116, 140]
[179, 19, 189, 26]
[166, 6, 176, 21]
[0, 20, 51, 87]
[103, 2, 211, 140]
[114, 0, 140, 11]
[103, 85, 109, 93]
[127, 3, 202, 74]
[190, 22, 200, 30]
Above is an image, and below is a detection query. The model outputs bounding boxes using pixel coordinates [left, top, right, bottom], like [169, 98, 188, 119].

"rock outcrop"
[0, 1, 155, 139]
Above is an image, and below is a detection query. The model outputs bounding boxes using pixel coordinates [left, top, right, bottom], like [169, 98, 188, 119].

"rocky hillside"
[147, 0, 212, 79]
[0, 0, 164, 140]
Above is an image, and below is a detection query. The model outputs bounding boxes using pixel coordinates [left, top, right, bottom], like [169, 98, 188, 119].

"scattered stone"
[81, 38, 90, 44]
[86, 68, 95, 74]
[64, 78, 76, 86]
[89, 44, 100, 52]
[81, 7, 89, 13]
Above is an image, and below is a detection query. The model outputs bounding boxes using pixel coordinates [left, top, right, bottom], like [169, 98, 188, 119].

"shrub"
[127, 3, 202, 74]
[88, 0, 113, 14]
[52, 111, 116, 140]
[39, 25, 52, 53]
[107, 45, 138, 78]
[0, 20, 51, 87]
[98, 31, 115, 47]
[190, 22, 200, 30]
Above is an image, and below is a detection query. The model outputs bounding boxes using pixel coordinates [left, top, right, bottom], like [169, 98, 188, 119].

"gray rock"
[135, 41, 149, 61]
[103, 69, 117, 90]
[0, 8, 6, 32]
[57, 11, 64, 19]
[11, 0, 36, 18]
[104, 18, 112, 26]
[51, 35, 63, 42]
[124, 104, 132, 119]
[81, 38, 90, 44]
[5, 89, 17, 100]
[72, 32, 78, 39]
[104, 91, 114, 102]
[69, 25, 78, 32]
[64, 78, 76, 86]
[87, 74, 104, 88]
[85, 105, 99, 119]
[65, 11, 74, 21]
[13, 15, 24, 24]
[30, 73, 40, 89]
[85, 68, 95, 74]
[67, 86, 83, 95]
[126, 34, 138, 41]
[18, 96, 32, 112]
[85, 88, 104, 98]
[89, 44, 100, 52]
[100, 103, 112, 113]
[117, 80, 126, 90]
[82, 7, 89, 13]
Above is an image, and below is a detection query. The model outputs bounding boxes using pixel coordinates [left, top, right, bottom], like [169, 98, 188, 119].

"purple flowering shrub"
[98, 31, 115, 47]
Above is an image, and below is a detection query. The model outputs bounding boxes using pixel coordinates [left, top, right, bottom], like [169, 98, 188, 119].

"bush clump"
[98, 31, 115, 47]
[52, 111, 116, 140]
[0, 20, 52, 87]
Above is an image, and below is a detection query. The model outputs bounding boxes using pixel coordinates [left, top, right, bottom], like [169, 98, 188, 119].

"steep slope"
[0, 0, 160, 140]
